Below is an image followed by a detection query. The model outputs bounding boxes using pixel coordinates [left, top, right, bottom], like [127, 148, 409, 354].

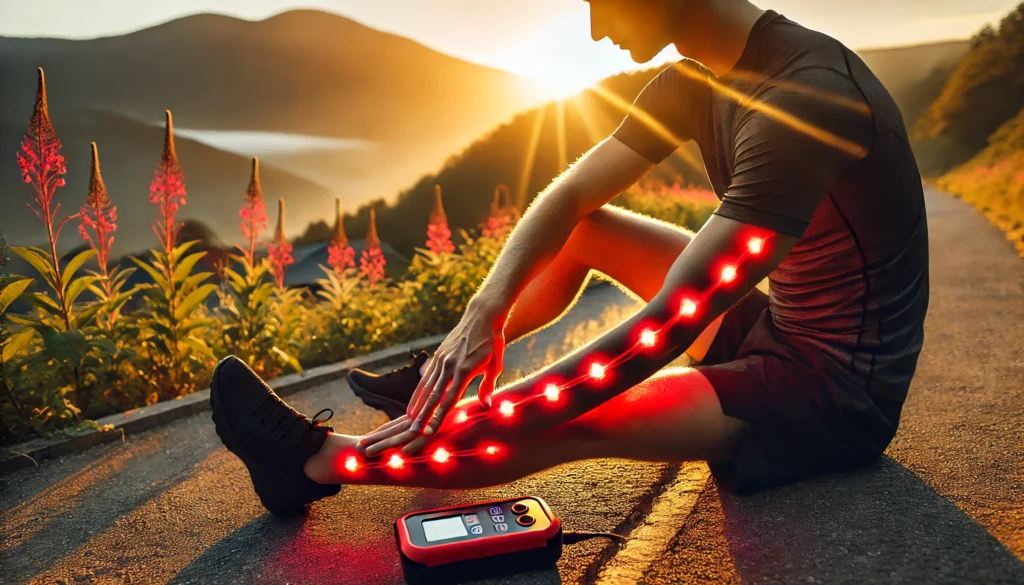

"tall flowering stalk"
[132, 109, 217, 401]
[327, 197, 355, 274]
[267, 197, 294, 289]
[359, 207, 386, 286]
[79, 143, 117, 295]
[16, 68, 73, 329]
[12, 68, 114, 418]
[150, 110, 186, 257]
[482, 184, 519, 240]
[239, 157, 268, 266]
[426, 184, 455, 254]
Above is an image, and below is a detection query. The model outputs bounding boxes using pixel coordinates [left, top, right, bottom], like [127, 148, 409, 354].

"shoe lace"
[256, 391, 335, 445]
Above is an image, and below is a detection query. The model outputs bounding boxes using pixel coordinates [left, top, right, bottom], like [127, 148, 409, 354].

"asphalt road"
[1, 189, 1022, 584]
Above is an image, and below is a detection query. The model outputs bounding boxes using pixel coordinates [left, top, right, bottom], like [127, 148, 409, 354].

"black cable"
[563, 530, 627, 545]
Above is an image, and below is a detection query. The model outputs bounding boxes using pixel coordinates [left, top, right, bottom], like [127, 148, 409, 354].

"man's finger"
[424, 372, 467, 435]
[478, 345, 503, 409]
[364, 427, 421, 457]
[401, 434, 432, 455]
[410, 361, 444, 430]
[410, 354, 443, 420]
[359, 415, 409, 442]
[407, 354, 439, 417]
[412, 363, 451, 433]
[359, 417, 412, 449]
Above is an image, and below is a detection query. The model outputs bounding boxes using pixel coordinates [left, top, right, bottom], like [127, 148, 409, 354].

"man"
[212, 0, 929, 515]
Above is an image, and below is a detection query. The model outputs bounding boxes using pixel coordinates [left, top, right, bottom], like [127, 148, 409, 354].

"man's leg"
[500, 205, 724, 361]
[306, 366, 746, 488]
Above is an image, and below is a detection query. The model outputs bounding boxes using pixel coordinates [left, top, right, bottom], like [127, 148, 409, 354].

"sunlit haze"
[1, 0, 1019, 99]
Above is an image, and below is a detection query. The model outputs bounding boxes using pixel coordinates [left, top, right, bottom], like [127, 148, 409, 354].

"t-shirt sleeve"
[612, 60, 711, 164]
[715, 67, 874, 238]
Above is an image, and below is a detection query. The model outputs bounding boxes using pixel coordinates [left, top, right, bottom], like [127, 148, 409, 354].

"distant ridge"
[0, 9, 540, 253]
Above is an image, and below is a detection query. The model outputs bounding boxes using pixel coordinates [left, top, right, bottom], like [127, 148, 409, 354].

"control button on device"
[516, 514, 536, 527]
[470, 525, 483, 535]
[511, 502, 529, 515]
[488, 506, 503, 516]
[464, 514, 479, 525]
[494, 523, 508, 532]
[491, 514, 505, 523]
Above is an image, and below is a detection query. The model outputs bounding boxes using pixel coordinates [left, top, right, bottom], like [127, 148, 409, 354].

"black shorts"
[693, 289, 905, 492]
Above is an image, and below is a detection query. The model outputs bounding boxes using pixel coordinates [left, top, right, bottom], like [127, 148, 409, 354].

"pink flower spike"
[328, 197, 355, 274]
[268, 197, 294, 288]
[239, 157, 267, 266]
[149, 110, 186, 254]
[18, 68, 67, 238]
[79, 142, 117, 281]
[359, 207, 387, 286]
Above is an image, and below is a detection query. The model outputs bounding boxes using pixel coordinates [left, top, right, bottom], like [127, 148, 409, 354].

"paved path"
[1, 189, 1022, 584]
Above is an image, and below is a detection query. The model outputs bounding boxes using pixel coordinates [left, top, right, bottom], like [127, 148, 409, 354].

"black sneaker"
[210, 355, 342, 516]
[348, 349, 430, 420]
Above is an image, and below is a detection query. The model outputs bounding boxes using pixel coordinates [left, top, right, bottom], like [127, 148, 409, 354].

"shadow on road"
[716, 457, 1024, 583]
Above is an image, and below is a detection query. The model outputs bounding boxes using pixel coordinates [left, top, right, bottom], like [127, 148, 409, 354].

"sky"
[0, 0, 1018, 96]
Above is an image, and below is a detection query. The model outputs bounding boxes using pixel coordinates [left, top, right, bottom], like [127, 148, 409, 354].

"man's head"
[585, 0, 684, 64]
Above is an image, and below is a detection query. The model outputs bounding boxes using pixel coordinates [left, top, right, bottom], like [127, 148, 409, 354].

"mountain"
[1, 111, 334, 256]
[857, 39, 970, 129]
[0, 9, 542, 247]
[912, 5, 1024, 175]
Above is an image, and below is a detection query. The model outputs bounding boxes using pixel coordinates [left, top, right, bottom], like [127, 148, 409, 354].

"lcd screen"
[422, 516, 469, 542]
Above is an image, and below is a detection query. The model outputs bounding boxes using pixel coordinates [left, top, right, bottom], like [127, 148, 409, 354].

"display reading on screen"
[422, 516, 469, 542]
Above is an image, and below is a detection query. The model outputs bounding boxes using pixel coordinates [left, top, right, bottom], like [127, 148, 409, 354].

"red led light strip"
[343, 234, 773, 473]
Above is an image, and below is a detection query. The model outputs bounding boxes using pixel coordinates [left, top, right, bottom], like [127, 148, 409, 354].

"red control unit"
[395, 495, 563, 584]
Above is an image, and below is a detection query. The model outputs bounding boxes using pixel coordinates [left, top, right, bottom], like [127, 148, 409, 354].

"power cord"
[563, 530, 627, 545]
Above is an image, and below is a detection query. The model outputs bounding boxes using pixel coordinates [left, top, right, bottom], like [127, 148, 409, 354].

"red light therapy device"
[395, 496, 563, 584]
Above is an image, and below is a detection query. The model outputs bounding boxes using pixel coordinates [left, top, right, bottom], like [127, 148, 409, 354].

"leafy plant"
[11, 68, 113, 419]
[214, 159, 302, 378]
[131, 112, 216, 402]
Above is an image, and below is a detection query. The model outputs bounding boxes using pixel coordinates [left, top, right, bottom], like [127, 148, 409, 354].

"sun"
[530, 72, 598, 100]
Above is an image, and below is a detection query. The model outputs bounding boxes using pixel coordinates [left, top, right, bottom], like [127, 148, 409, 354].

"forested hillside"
[913, 5, 1024, 175]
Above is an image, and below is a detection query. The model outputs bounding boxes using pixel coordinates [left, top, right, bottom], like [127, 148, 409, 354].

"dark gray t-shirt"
[613, 10, 929, 403]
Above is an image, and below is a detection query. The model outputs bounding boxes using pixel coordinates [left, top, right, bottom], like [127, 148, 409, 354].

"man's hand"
[358, 299, 507, 456]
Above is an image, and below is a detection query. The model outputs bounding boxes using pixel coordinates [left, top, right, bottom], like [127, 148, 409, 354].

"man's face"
[586, 0, 676, 64]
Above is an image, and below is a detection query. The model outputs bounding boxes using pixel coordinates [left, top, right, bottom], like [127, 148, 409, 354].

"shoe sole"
[348, 374, 408, 420]
[210, 363, 316, 516]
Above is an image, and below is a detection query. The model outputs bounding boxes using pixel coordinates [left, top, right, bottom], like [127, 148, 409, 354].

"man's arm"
[469, 136, 655, 317]
[395, 137, 656, 438]
[459, 214, 796, 437]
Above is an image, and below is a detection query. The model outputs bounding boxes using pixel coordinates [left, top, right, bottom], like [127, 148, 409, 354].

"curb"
[0, 333, 449, 475]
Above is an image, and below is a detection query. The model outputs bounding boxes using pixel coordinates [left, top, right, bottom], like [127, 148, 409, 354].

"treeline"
[913, 4, 1024, 176]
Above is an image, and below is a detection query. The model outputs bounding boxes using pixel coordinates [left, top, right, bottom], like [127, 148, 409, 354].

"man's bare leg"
[305, 366, 745, 488]
[498, 205, 724, 361]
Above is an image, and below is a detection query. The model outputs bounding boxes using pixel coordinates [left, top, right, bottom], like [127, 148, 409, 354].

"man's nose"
[589, 5, 608, 41]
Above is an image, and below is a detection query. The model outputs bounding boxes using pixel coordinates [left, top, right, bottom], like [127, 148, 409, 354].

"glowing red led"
[589, 362, 607, 380]
[640, 329, 658, 348]
[748, 237, 765, 255]
[720, 264, 737, 283]
[499, 400, 515, 416]
[432, 447, 451, 463]
[387, 454, 405, 469]
[485, 445, 500, 455]
[679, 298, 698, 317]
[344, 456, 359, 473]
[544, 384, 560, 401]
[455, 410, 469, 423]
